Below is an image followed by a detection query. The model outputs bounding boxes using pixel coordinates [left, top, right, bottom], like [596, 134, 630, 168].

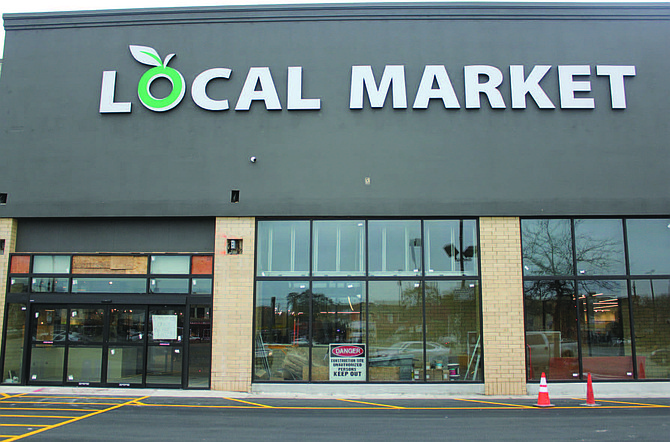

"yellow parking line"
[0, 424, 49, 428]
[337, 399, 405, 409]
[1, 395, 150, 442]
[0, 408, 98, 412]
[221, 398, 274, 408]
[15, 396, 141, 401]
[575, 399, 669, 407]
[454, 398, 534, 408]
[2, 401, 131, 407]
[0, 415, 79, 419]
[0, 394, 27, 402]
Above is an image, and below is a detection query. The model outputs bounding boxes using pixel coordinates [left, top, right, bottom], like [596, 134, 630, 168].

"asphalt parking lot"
[0, 393, 668, 441]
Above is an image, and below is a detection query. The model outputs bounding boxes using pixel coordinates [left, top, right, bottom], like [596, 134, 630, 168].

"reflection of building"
[1, 3, 670, 395]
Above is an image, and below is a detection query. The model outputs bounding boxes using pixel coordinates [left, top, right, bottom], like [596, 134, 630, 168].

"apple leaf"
[129, 45, 162, 67]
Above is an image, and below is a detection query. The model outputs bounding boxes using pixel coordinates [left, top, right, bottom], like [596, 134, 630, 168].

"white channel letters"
[100, 46, 636, 113]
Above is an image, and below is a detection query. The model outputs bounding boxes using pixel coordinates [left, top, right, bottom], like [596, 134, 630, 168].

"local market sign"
[100, 45, 636, 113]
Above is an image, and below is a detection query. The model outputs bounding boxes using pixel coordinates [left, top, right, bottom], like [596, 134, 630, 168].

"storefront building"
[0, 3, 669, 395]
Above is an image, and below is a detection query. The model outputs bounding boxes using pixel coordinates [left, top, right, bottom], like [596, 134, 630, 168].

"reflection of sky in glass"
[627, 219, 670, 275]
[574, 219, 625, 275]
[521, 219, 572, 276]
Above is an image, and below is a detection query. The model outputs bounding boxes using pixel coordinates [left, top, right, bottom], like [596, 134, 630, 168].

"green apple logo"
[130, 45, 185, 112]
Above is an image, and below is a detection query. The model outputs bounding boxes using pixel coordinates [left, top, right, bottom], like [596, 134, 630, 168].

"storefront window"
[424, 220, 478, 276]
[626, 218, 670, 275]
[254, 219, 482, 383]
[188, 305, 211, 388]
[522, 219, 573, 276]
[632, 279, 670, 379]
[368, 281, 423, 381]
[150, 255, 190, 274]
[71, 278, 147, 294]
[109, 308, 146, 342]
[67, 347, 102, 383]
[522, 217, 668, 381]
[33, 255, 70, 274]
[69, 308, 104, 342]
[577, 280, 633, 379]
[524, 280, 579, 380]
[150, 278, 190, 294]
[254, 281, 309, 381]
[425, 281, 482, 382]
[312, 221, 365, 276]
[2, 304, 26, 384]
[257, 221, 310, 276]
[308, 281, 365, 381]
[574, 219, 625, 276]
[31, 278, 69, 293]
[368, 220, 422, 276]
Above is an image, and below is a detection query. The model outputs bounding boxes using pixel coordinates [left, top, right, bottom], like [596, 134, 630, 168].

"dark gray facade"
[0, 3, 669, 218]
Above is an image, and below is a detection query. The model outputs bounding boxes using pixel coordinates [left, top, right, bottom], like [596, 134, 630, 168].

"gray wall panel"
[15, 218, 215, 252]
[0, 4, 668, 217]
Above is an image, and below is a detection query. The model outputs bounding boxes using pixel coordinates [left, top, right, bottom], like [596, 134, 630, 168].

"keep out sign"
[329, 344, 366, 381]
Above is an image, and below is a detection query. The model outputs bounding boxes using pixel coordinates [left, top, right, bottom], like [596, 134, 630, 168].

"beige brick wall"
[479, 217, 527, 395]
[0, 219, 18, 350]
[211, 217, 255, 391]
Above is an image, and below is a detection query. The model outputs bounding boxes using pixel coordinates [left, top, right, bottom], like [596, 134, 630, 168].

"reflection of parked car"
[53, 331, 81, 342]
[384, 341, 451, 365]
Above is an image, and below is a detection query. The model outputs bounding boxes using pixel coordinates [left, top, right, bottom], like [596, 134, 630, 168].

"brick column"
[211, 217, 255, 392]
[479, 217, 527, 395]
[0, 219, 18, 350]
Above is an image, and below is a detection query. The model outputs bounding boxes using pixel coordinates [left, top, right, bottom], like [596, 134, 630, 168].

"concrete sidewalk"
[1, 381, 669, 400]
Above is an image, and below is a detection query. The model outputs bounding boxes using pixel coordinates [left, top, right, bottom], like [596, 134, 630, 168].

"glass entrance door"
[27, 304, 186, 387]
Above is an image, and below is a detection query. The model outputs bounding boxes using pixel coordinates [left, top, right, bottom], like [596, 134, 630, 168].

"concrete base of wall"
[251, 383, 486, 398]
[526, 382, 670, 398]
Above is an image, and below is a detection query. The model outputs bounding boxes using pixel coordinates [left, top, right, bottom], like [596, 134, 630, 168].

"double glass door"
[28, 304, 185, 387]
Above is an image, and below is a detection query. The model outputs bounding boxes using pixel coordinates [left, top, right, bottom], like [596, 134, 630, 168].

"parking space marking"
[222, 397, 274, 408]
[336, 399, 405, 409]
[0, 395, 150, 442]
[0, 415, 82, 419]
[454, 398, 534, 408]
[571, 399, 669, 408]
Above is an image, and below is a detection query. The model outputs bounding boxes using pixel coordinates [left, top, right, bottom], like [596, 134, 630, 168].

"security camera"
[250, 156, 257, 163]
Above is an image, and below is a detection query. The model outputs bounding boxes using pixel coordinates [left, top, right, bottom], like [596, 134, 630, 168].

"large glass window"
[309, 281, 365, 381]
[632, 279, 670, 379]
[522, 217, 670, 381]
[369, 281, 424, 382]
[254, 219, 481, 383]
[424, 220, 478, 276]
[254, 281, 310, 381]
[524, 280, 579, 380]
[257, 221, 310, 276]
[369, 220, 422, 276]
[312, 221, 365, 276]
[522, 219, 573, 276]
[2, 304, 26, 384]
[578, 280, 633, 380]
[188, 305, 211, 388]
[425, 281, 482, 382]
[33, 255, 71, 274]
[626, 219, 670, 276]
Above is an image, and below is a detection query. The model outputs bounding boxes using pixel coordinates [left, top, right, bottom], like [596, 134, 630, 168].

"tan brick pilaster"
[479, 217, 527, 395]
[0, 218, 18, 350]
[211, 217, 255, 392]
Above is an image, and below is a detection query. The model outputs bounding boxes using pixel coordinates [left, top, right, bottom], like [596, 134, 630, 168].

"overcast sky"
[0, 0, 665, 58]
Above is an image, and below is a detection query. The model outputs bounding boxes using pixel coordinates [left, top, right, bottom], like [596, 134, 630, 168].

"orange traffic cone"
[534, 372, 554, 407]
[581, 372, 600, 407]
